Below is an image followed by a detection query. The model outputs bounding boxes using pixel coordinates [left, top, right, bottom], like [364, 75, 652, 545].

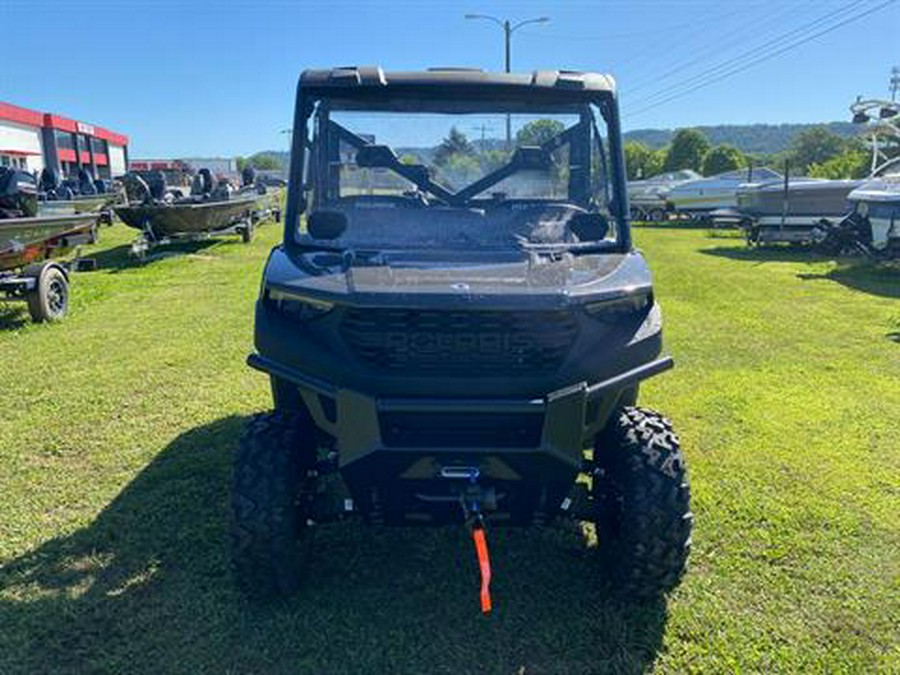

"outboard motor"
[147, 170, 168, 201]
[57, 180, 75, 200]
[122, 172, 153, 205]
[39, 167, 60, 200]
[241, 166, 256, 188]
[78, 168, 97, 195]
[0, 168, 39, 219]
[199, 168, 214, 195]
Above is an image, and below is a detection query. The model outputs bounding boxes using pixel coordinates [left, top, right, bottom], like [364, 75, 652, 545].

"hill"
[624, 122, 858, 154]
[248, 122, 861, 168]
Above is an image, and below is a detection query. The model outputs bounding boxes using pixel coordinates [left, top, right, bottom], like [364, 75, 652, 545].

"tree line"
[625, 125, 896, 181]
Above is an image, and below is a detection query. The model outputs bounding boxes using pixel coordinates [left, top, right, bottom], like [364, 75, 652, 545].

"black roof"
[299, 67, 616, 94]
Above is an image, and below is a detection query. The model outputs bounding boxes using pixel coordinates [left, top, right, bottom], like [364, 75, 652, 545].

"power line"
[625, 0, 897, 119]
[624, 1, 825, 95]
[627, 0, 870, 110]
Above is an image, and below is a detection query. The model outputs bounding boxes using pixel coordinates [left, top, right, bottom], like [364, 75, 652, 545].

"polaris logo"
[366, 331, 536, 355]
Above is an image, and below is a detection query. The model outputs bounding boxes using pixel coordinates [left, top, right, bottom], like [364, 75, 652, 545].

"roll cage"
[283, 68, 632, 252]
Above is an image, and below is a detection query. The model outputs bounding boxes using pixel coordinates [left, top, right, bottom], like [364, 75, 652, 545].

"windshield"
[292, 97, 624, 252]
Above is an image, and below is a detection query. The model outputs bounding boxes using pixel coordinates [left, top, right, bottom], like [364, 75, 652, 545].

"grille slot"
[340, 308, 577, 376]
[380, 411, 544, 448]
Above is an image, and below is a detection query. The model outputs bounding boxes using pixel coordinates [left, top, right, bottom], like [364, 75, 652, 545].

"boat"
[38, 168, 120, 216]
[737, 177, 861, 245]
[667, 166, 782, 218]
[1, 167, 100, 322]
[114, 168, 281, 247]
[627, 169, 700, 221]
[814, 158, 900, 257]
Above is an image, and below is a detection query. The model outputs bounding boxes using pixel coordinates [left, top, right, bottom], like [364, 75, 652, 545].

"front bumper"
[248, 352, 672, 471]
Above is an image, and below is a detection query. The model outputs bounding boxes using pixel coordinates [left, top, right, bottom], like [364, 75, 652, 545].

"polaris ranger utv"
[234, 67, 691, 609]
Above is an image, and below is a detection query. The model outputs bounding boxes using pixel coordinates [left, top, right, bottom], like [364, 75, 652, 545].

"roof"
[299, 67, 616, 94]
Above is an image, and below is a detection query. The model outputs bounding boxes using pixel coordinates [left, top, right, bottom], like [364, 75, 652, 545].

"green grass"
[1, 222, 898, 674]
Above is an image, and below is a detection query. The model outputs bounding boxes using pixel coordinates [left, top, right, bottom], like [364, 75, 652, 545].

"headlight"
[584, 292, 652, 321]
[265, 288, 334, 321]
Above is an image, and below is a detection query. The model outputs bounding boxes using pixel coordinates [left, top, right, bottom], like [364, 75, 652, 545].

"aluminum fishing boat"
[1, 168, 99, 322]
[115, 168, 280, 245]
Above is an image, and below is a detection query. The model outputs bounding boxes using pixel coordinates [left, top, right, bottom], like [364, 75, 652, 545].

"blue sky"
[3, 0, 897, 157]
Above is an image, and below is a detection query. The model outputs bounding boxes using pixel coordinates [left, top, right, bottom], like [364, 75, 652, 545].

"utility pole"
[465, 14, 550, 148]
[471, 123, 495, 153]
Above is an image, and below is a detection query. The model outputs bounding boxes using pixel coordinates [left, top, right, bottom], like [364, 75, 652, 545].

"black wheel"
[231, 410, 319, 598]
[26, 264, 69, 323]
[592, 406, 692, 597]
[648, 208, 665, 223]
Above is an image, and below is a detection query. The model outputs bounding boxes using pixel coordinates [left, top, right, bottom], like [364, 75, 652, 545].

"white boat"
[668, 167, 782, 216]
[842, 159, 900, 254]
[627, 169, 700, 220]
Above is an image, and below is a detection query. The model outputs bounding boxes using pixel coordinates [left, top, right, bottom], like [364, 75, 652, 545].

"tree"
[624, 141, 665, 180]
[235, 156, 246, 172]
[248, 153, 283, 171]
[807, 148, 870, 179]
[434, 127, 475, 165]
[515, 119, 565, 147]
[701, 144, 747, 175]
[787, 126, 847, 173]
[663, 129, 710, 172]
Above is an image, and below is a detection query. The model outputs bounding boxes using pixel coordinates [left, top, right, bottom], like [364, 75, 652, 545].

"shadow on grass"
[0, 305, 29, 331]
[84, 239, 220, 273]
[797, 264, 900, 300]
[700, 243, 824, 265]
[0, 416, 670, 674]
[633, 220, 710, 230]
[703, 245, 900, 299]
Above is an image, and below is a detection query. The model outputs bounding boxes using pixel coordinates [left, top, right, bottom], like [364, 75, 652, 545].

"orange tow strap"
[472, 524, 492, 614]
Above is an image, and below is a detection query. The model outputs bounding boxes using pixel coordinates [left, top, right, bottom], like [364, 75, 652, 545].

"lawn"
[0, 221, 897, 674]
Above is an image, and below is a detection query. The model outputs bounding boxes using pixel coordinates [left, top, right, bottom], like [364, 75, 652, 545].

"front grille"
[340, 308, 578, 376]
[380, 411, 544, 448]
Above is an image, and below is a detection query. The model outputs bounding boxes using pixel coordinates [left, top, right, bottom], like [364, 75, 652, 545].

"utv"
[234, 67, 691, 609]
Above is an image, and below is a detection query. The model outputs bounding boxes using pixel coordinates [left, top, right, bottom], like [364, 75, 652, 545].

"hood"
[264, 247, 653, 310]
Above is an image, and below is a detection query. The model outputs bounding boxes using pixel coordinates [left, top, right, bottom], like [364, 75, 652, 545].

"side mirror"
[568, 212, 609, 241]
[307, 210, 347, 240]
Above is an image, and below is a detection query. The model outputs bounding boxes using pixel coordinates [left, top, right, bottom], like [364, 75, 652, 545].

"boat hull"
[738, 180, 859, 223]
[115, 195, 259, 237]
[0, 213, 98, 272]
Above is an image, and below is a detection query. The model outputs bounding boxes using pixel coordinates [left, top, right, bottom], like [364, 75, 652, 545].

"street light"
[465, 13, 550, 145]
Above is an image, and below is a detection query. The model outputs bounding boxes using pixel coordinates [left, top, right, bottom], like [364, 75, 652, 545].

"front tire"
[592, 406, 692, 597]
[231, 410, 318, 598]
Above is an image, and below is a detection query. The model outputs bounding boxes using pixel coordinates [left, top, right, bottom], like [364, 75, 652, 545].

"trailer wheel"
[648, 208, 665, 223]
[232, 410, 319, 598]
[25, 264, 69, 323]
[592, 406, 692, 597]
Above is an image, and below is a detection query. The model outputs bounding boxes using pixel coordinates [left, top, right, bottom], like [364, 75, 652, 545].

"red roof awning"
[0, 149, 41, 156]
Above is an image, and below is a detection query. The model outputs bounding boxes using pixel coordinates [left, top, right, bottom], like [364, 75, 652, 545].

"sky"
[2, 0, 897, 158]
